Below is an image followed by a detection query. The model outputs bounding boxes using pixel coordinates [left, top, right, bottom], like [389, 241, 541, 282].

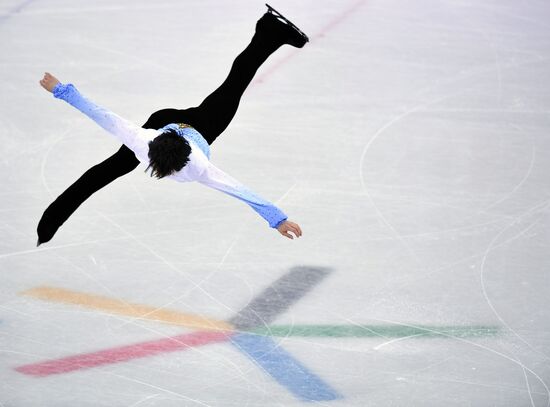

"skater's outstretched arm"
[40, 73, 154, 162]
[197, 163, 302, 239]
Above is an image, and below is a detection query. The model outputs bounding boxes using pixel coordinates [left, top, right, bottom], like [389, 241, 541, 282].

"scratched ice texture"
[1, 0, 550, 406]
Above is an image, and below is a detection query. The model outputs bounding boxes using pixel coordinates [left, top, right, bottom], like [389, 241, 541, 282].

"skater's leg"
[191, 39, 279, 144]
[126, 7, 309, 143]
[190, 7, 308, 144]
[131, 44, 274, 146]
[37, 145, 139, 245]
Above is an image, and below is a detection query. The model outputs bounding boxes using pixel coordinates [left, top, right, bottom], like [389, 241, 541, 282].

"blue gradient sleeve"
[52, 83, 151, 161]
[198, 163, 288, 228]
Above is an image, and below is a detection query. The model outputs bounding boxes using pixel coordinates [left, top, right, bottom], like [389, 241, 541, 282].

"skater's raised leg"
[138, 5, 309, 144]
[189, 5, 309, 144]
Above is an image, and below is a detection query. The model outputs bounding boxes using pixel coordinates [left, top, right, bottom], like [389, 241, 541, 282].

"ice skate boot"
[36, 208, 59, 246]
[256, 4, 309, 48]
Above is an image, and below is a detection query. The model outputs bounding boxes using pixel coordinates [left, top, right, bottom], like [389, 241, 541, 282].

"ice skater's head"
[146, 129, 191, 179]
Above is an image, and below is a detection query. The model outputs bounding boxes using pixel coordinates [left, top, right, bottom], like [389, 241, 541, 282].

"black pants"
[37, 24, 283, 244]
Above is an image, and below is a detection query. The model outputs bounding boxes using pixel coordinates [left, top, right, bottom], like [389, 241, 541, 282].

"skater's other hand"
[277, 220, 302, 240]
[39, 72, 60, 93]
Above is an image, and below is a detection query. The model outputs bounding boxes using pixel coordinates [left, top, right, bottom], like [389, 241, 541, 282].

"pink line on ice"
[16, 330, 232, 377]
[310, 0, 367, 41]
[253, 0, 367, 84]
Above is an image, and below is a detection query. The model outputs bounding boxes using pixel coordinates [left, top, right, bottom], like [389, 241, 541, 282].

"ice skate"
[256, 4, 309, 48]
[36, 206, 62, 246]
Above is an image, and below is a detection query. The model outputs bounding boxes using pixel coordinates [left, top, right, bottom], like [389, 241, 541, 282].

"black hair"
[146, 129, 191, 179]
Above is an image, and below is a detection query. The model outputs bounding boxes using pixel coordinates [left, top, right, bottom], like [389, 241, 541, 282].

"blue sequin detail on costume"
[160, 123, 210, 159]
[53, 82, 72, 99]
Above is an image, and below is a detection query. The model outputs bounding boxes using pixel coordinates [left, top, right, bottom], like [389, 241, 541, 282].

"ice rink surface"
[1, 0, 550, 405]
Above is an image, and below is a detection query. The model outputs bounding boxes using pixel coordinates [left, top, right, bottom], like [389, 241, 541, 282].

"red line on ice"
[253, 0, 367, 84]
[16, 330, 232, 377]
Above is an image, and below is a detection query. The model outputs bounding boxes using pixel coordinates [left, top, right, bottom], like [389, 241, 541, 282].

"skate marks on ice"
[228, 266, 342, 401]
[16, 266, 501, 401]
[228, 266, 330, 329]
[16, 266, 342, 401]
[21, 286, 233, 331]
[0, 0, 35, 25]
[230, 333, 341, 402]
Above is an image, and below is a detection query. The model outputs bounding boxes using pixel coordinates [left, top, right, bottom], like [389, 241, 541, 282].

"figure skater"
[37, 5, 307, 245]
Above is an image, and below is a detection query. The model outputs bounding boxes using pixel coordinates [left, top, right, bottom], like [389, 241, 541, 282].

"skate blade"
[265, 3, 309, 43]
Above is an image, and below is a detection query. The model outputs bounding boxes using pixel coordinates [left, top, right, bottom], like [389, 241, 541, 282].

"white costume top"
[53, 83, 287, 228]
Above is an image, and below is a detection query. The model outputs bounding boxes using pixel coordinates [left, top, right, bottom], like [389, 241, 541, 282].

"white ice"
[1, 0, 550, 406]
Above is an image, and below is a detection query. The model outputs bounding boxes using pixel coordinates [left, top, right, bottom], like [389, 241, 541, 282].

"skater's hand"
[39, 72, 60, 93]
[277, 220, 302, 240]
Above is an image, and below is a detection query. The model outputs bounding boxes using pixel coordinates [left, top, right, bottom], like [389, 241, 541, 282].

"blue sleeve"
[198, 163, 288, 228]
[52, 83, 151, 161]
